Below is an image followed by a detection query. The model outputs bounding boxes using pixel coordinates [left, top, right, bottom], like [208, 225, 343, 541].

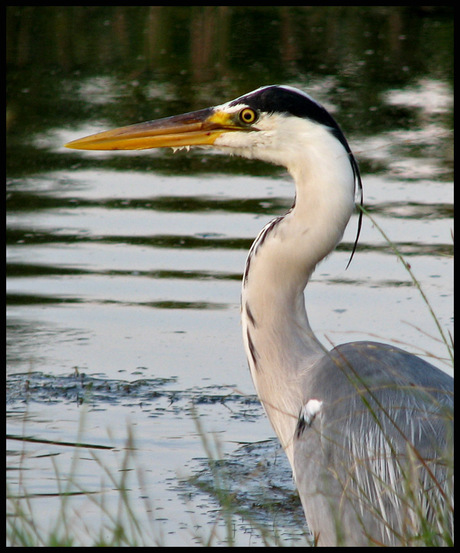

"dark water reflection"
[7, 6, 453, 546]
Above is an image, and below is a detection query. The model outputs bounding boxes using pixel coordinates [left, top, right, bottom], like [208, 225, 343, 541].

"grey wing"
[293, 341, 453, 546]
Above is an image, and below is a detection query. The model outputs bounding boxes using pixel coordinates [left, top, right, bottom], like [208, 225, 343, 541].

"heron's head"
[65, 85, 354, 173]
[66, 85, 362, 264]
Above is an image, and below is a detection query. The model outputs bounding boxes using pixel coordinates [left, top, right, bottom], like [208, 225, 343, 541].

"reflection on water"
[7, 6, 453, 546]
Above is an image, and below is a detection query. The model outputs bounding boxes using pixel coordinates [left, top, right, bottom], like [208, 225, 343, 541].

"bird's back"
[294, 341, 453, 546]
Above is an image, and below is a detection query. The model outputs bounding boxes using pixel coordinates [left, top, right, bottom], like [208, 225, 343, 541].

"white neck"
[240, 126, 355, 465]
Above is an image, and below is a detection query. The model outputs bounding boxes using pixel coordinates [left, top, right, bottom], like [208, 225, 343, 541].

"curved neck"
[241, 136, 355, 462]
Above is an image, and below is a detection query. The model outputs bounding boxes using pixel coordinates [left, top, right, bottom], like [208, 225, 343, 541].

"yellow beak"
[65, 108, 246, 151]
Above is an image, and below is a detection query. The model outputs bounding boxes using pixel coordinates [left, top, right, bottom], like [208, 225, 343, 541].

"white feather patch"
[300, 399, 323, 427]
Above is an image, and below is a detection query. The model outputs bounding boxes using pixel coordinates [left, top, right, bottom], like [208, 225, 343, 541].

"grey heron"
[66, 85, 453, 546]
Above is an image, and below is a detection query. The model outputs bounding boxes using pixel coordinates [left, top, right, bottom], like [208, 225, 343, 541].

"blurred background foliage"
[7, 6, 453, 148]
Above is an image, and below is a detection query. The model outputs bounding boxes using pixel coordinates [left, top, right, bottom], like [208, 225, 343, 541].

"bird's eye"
[239, 108, 257, 125]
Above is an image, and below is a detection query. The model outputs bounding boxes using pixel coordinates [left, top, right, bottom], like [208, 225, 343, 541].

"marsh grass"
[188, 408, 311, 546]
[360, 205, 453, 366]
[7, 407, 159, 547]
[6, 405, 308, 547]
[7, 394, 452, 546]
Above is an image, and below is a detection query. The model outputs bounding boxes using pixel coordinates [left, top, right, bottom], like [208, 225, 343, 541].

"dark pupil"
[243, 110, 253, 121]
